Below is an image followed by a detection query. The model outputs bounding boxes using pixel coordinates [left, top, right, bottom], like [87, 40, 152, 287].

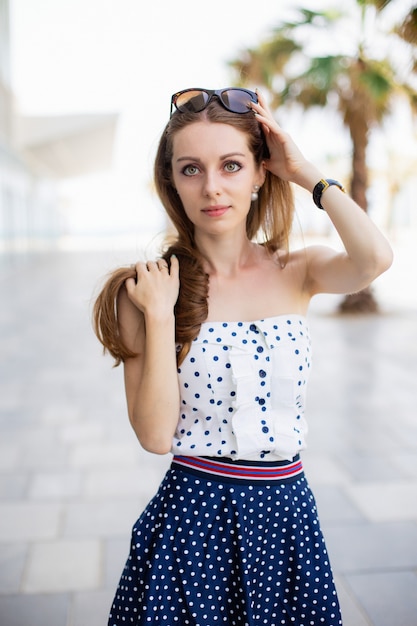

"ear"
[255, 162, 267, 188]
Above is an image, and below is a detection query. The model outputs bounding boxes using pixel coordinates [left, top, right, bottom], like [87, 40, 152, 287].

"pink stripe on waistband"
[172, 455, 304, 482]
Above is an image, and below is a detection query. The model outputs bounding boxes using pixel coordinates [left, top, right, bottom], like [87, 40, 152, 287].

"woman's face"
[171, 121, 264, 238]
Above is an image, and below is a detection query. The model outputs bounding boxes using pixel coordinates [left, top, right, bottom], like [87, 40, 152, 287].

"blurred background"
[2, 0, 311, 251]
[1, 0, 416, 310]
[1, 2, 417, 626]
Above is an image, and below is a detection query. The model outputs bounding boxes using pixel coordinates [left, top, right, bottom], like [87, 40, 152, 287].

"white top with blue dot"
[172, 314, 312, 461]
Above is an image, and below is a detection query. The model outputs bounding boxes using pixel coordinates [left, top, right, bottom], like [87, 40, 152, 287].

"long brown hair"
[93, 99, 295, 366]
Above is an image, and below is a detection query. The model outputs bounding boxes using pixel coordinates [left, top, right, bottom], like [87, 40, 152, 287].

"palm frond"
[357, 0, 392, 11]
[395, 7, 417, 45]
[229, 37, 302, 89]
[271, 7, 344, 33]
[358, 59, 395, 103]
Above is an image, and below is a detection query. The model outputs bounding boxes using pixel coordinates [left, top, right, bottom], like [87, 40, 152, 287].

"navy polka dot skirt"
[108, 455, 342, 625]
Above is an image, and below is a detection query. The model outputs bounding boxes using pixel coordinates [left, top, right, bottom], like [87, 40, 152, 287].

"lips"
[202, 205, 229, 217]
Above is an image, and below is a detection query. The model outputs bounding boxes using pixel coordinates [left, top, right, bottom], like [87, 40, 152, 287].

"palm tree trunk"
[339, 106, 379, 313]
[350, 127, 368, 212]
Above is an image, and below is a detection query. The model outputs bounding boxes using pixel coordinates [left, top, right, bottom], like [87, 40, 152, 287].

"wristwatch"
[313, 179, 346, 210]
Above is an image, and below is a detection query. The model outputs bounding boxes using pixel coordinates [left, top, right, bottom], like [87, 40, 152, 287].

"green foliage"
[359, 61, 393, 101]
[271, 7, 344, 32]
[229, 0, 417, 309]
[230, 1, 417, 121]
[358, 0, 392, 10]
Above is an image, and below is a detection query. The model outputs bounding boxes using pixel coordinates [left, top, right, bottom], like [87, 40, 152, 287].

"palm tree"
[230, 0, 417, 312]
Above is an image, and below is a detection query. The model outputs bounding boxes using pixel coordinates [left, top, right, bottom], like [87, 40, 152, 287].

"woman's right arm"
[119, 257, 180, 454]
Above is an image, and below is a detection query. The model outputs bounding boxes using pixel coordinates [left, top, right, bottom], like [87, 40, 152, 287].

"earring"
[251, 185, 260, 202]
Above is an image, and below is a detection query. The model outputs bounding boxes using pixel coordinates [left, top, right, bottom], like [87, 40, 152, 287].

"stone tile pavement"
[0, 248, 416, 626]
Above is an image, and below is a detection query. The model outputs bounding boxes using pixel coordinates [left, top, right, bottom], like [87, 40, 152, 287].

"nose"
[202, 170, 221, 198]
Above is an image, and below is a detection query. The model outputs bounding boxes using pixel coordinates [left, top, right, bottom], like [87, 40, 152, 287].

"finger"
[146, 261, 159, 272]
[169, 254, 179, 277]
[255, 110, 284, 137]
[156, 258, 169, 271]
[252, 108, 276, 136]
[252, 98, 278, 123]
[256, 90, 272, 116]
[251, 91, 272, 115]
[134, 261, 148, 275]
[254, 89, 269, 111]
[125, 277, 137, 294]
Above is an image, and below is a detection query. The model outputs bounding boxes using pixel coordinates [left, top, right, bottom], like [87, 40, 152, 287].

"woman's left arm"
[253, 93, 394, 296]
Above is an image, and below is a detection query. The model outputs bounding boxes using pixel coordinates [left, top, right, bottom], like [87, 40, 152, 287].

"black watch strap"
[313, 179, 346, 210]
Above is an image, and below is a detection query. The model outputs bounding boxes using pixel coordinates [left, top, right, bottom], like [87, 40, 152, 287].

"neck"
[195, 232, 260, 278]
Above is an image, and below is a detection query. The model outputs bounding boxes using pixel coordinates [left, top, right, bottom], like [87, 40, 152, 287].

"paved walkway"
[0, 249, 416, 626]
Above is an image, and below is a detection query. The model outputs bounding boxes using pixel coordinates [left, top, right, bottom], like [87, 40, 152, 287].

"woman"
[94, 87, 393, 625]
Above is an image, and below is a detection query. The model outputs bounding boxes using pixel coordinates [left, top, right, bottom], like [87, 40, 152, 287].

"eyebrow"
[175, 152, 247, 163]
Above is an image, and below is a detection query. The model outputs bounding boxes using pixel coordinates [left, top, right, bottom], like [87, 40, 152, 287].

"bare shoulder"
[286, 244, 334, 262]
[283, 245, 337, 293]
[276, 246, 309, 277]
[285, 244, 339, 269]
[300, 244, 360, 296]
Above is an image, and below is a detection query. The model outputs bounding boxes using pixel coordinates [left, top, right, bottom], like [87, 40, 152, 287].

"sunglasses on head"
[170, 88, 258, 118]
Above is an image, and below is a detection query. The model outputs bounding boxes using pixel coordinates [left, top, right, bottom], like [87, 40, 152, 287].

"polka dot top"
[172, 314, 312, 461]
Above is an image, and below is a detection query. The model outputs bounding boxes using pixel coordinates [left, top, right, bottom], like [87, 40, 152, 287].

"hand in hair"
[125, 256, 180, 320]
[93, 256, 179, 367]
[250, 91, 310, 185]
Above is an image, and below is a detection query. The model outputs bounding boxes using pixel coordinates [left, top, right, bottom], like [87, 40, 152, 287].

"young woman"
[94, 87, 393, 625]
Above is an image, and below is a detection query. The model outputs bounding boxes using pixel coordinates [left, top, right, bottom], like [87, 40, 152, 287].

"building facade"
[0, 0, 117, 254]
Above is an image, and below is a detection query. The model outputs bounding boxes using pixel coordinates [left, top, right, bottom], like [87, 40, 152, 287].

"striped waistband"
[171, 455, 304, 484]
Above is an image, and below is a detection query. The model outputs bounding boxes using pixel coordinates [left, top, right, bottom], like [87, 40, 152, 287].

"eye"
[224, 161, 242, 173]
[182, 164, 200, 176]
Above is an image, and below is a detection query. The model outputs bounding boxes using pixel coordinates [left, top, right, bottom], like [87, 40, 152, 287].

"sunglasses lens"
[174, 90, 210, 113]
[221, 89, 257, 113]
[171, 88, 258, 117]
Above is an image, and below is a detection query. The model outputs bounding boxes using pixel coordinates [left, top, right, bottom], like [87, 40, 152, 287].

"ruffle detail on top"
[172, 315, 312, 461]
